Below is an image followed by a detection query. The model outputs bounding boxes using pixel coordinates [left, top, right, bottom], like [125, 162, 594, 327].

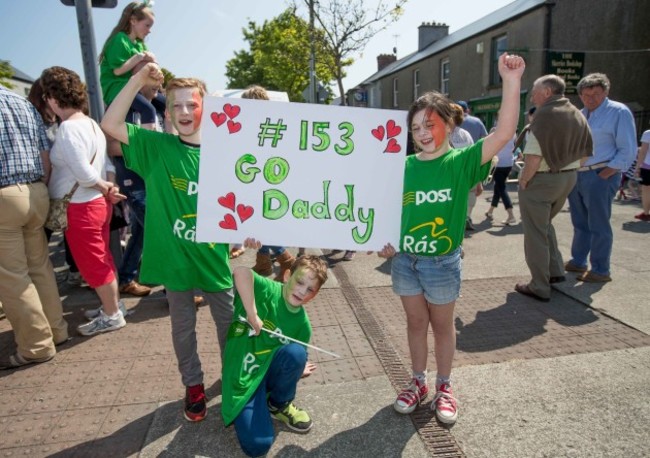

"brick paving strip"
[331, 263, 466, 458]
[333, 265, 650, 458]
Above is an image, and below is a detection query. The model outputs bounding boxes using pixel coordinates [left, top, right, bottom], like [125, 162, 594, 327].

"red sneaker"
[394, 377, 429, 414]
[184, 384, 207, 422]
[432, 383, 458, 424]
[634, 212, 650, 221]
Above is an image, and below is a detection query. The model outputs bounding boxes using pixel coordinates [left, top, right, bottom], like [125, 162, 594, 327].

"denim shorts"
[391, 247, 462, 305]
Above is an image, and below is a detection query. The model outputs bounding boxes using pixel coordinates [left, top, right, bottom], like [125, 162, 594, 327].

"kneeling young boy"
[221, 250, 328, 457]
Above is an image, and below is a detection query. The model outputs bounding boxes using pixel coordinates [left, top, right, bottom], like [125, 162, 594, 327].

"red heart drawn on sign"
[371, 125, 385, 141]
[223, 103, 241, 119]
[384, 138, 401, 153]
[227, 120, 242, 134]
[386, 120, 401, 138]
[219, 214, 237, 230]
[217, 192, 236, 211]
[211, 112, 227, 127]
[236, 204, 254, 223]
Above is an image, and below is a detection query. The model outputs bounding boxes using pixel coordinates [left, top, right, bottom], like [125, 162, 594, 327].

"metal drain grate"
[332, 263, 465, 458]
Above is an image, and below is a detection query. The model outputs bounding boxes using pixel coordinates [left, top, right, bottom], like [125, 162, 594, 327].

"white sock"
[413, 370, 427, 385]
[436, 374, 451, 388]
[107, 310, 123, 320]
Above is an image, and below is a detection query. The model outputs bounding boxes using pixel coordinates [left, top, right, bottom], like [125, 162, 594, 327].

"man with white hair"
[515, 75, 592, 301]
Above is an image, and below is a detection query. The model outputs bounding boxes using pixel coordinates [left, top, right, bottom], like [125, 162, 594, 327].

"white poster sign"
[196, 97, 407, 251]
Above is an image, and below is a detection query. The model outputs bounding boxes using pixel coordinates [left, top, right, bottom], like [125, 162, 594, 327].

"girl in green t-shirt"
[99, 1, 165, 129]
[377, 53, 526, 426]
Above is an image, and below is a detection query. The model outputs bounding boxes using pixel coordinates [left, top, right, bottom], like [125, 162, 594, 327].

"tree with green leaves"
[0, 61, 15, 89]
[225, 7, 336, 102]
[298, 0, 407, 104]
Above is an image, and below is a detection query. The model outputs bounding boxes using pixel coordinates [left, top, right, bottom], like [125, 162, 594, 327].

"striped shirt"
[0, 86, 47, 187]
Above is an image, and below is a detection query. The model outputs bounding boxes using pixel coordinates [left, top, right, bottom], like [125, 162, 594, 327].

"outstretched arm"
[481, 54, 526, 164]
[100, 62, 164, 144]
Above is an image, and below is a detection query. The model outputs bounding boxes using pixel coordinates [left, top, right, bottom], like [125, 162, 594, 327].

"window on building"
[491, 34, 508, 85]
[440, 59, 450, 95]
[393, 78, 399, 107]
[413, 70, 420, 100]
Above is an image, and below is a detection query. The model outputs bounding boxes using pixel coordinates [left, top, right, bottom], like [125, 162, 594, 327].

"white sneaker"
[84, 301, 127, 321]
[77, 310, 126, 336]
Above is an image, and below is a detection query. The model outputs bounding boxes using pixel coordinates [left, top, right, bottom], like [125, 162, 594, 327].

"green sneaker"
[268, 401, 313, 433]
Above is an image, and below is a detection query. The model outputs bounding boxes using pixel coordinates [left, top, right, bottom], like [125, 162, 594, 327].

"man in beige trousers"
[0, 86, 69, 369]
[515, 75, 593, 302]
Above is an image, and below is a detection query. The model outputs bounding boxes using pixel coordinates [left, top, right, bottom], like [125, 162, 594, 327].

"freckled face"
[411, 109, 450, 154]
[167, 88, 203, 139]
[283, 268, 320, 307]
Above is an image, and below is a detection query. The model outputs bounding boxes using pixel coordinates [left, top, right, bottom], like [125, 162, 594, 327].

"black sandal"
[515, 283, 550, 302]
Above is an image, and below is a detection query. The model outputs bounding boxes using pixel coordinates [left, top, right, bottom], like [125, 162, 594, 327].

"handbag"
[45, 121, 99, 232]
[44, 183, 80, 232]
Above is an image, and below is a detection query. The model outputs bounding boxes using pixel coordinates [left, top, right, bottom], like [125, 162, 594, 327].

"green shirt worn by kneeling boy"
[221, 272, 311, 426]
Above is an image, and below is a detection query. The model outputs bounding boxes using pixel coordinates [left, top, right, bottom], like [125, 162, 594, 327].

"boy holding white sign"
[377, 53, 526, 425]
[222, 246, 328, 457]
[101, 63, 233, 423]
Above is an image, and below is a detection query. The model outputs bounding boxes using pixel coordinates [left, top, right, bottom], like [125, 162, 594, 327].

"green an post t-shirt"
[122, 124, 232, 292]
[100, 32, 147, 106]
[221, 272, 311, 426]
[400, 141, 490, 256]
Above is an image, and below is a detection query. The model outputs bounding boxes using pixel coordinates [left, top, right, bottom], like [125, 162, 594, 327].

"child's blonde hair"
[99, 2, 154, 63]
[241, 85, 269, 101]
[165, 78, 207, 105]
[290, 255, 328, 288]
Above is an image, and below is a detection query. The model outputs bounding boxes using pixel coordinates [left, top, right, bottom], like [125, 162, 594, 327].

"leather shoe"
[564, 262, 587, 273]
[577, 271, 611, 283]
[119, 281, 152, 297]
[549, 276, 566, 284]
[515, 283, 550, 302]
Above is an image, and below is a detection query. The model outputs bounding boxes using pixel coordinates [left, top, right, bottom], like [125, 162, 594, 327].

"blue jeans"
[258, 245, 285, 256]
[119, 189, 145, 284]
[567, 169, 620, 276]
[234, 343, 307, 457]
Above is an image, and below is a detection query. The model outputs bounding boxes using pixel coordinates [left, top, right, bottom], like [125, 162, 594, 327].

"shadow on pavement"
[621, 220, 650, 234]
[455, 291, 598, 352]
[275, 406, 417, 457]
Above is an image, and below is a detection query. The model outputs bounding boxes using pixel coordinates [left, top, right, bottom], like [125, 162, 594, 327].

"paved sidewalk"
[0, 182, 648, 457]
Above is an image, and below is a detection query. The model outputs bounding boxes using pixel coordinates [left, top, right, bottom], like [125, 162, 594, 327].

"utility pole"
[74, 0, 103, 121]
[308, 0, 317, 104]
[60, 0, 117, 121]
